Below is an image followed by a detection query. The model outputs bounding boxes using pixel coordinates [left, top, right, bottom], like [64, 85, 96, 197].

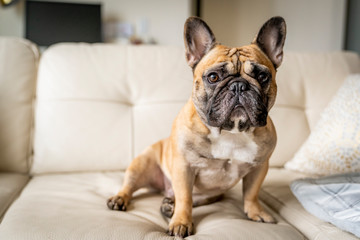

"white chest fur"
[208, 127, 258, 164]
[191, 127, 259, 195]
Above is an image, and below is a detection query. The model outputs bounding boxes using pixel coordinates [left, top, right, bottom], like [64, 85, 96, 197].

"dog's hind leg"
[160, 175, 175, 218]
[160, 177, 223, 218]
[107, 141, 165, 211]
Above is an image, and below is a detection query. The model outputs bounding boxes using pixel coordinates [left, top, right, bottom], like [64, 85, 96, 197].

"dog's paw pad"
[107, 195, 127, 211]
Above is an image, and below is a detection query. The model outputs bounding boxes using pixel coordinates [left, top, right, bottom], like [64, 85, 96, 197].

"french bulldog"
[107, 16, 286, 238]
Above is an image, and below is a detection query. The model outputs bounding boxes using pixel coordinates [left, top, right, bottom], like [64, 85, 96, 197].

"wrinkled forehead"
[194, 44, 275, 77]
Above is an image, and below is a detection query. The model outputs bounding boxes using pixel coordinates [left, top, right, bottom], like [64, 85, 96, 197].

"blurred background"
[0, 0, 359, 54]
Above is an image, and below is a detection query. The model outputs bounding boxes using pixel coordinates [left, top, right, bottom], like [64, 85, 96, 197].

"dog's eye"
[257, 72, 269, 83]
[207, 73, 219, 83]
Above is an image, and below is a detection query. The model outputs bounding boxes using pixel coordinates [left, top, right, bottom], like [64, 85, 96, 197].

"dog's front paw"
[244, 201, 276, 223]
[107, 194, 130, 211]
[168, 218, 194, 237]
[246, 209, 276, 223]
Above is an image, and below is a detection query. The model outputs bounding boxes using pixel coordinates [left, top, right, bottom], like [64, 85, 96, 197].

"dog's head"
[184, 17, 286, 132]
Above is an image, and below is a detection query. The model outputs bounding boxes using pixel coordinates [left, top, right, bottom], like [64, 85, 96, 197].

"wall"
[0, 1, 24, 37]
[0, 0, 349, 50]
[0, 0, 195, 46]
[346, 0, 360, 54]
[201, 0, 347, 52]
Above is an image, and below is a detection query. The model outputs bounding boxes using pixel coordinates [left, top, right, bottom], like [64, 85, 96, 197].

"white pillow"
[285, 74, 360, 175]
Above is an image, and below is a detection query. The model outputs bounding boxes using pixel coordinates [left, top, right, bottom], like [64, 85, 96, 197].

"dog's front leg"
[167, 156, 195, 237]
[243, 159, 276, 223]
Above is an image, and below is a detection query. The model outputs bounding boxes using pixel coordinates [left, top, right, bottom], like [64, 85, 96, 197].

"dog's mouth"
[206, 80, 268, 131]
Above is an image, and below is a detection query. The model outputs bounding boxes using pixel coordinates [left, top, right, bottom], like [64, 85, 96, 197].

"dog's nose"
[230, 81, 248, 93]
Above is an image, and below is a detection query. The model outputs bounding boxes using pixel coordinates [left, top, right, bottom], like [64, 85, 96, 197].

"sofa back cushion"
[32, 44, 360, 174]
[32, 44, 192, 174]
[270, 52, 360, 166]
[0, 37, 39, 173]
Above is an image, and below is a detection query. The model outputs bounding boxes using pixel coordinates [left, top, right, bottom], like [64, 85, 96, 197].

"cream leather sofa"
[0, 37, 359, 240]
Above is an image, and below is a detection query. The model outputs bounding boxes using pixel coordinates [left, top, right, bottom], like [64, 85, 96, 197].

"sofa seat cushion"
[261, 168, 359, 240]
[0, 173, 29, 221]
[0, 172, 304, 240]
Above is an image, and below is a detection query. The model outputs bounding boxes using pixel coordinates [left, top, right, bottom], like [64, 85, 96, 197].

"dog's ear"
[254, 16, 286, 69]
[184, 17, 216, 68]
